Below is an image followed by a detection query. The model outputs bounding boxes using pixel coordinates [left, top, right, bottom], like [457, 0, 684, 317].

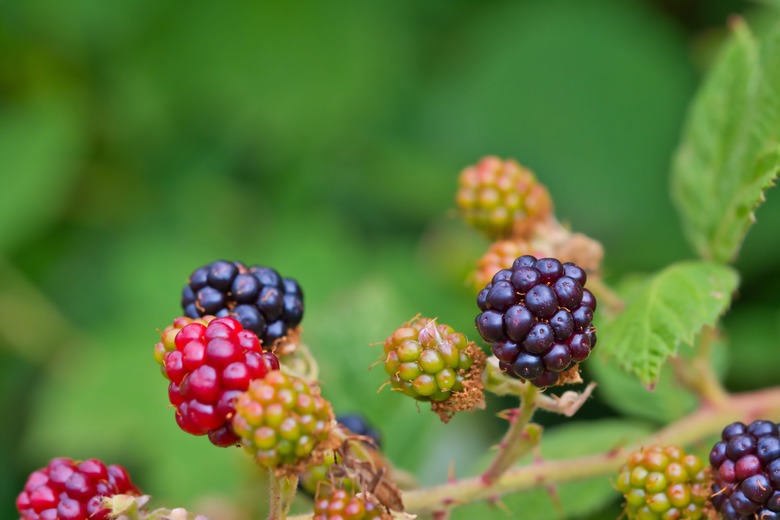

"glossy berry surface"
[313, 488, 387, 520]
[16, 457, 140, 520]
[383, 317, 477, 402]
[472, 239, 554, 293]
[159, 316, 280, 446]
[232, 370, 333, 469]
[181, 260, 304, 348]
[456, 156, 552, 238]
[615, 445, 709, 520]
[476, 255, 596, 387]
[710, 420, 780, 519]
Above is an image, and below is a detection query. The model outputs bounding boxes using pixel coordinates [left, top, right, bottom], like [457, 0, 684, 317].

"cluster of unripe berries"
[475, 255, 597, 387]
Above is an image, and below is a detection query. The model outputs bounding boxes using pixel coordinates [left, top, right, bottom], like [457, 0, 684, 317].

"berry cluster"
[16, 458, 140, 520]
[475, 255, 596, 387]
[382, 317, 477, 402]
[159, 316, 280, 446]
[455, 156, 552, 238]
[710, 420, 780, 519]
[615, 445, 710, 520]
[181, 260, 304, 348]
[313, 488, 387, 520]
[232, 370, 334, 470]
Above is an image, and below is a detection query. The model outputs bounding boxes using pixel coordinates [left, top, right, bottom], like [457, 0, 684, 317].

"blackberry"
[382, 317, 484, 405]
[16, 457, 141, 520]
[313, 488, 388, 520]
[158, 316, 280, 447]
[472, 239, 555, 293]
[615, 445, 710, 520]
[232, 370, 334, 471]
[181, 260, 304, 349]
[456, 156, 553, 238]
[475, 255, 596, 387]
[710, 420, 780, 519]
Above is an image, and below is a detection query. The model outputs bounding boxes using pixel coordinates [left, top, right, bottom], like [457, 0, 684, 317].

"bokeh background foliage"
[2, 1, 780, 518]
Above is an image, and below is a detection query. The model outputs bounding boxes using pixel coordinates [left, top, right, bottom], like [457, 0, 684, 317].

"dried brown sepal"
[553, 364, 584, 386]
[431, 342, 487, 423]
[270, 325, 302, 356]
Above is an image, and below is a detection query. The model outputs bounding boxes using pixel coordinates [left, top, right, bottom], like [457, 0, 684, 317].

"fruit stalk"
[480, 383, 540, 485]
[402, 384, 780, 513]
[267, 471, 297, 520]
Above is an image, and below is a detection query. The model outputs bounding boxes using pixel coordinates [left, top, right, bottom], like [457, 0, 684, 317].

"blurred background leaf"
[2, 1, 780, 519]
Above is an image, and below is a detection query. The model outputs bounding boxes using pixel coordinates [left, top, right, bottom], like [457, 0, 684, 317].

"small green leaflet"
[598, 261, 738, 387]
[671, 20, 780, 264]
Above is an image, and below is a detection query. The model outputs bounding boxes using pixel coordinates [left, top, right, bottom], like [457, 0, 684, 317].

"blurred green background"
[2, 1, 780, 518]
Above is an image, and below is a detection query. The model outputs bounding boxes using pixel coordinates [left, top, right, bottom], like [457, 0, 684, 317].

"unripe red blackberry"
[382, 317, 485, 411]
[159, 316, 280, 447]
[181, 260, 304, 349]
[456, 156, 552, 238]
[615, 445, 710, 520]
[154, 316, 211, 373]
[709, 420, 780, 519]
[232, 370, 334, 471]
[16, 457, 141, 520]
[475, 255, 596, 388]
[313, 488, 388, 520]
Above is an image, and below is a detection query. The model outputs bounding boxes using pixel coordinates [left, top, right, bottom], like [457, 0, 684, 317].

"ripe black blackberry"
[475, 255, 596, 387]
[709, 420, 780, 519]
[181, 260, 304, 348]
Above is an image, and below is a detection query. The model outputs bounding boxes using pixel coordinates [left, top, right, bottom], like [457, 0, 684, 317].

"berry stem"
[267, 471, 297, 520]
[480, 383, 540, 485]
[401, 384, 780, 514]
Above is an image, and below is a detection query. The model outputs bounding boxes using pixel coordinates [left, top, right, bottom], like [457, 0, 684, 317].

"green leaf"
[455, 420, 652, 520]
[672, 21, 780, 263]
[598, 261, 738, 387]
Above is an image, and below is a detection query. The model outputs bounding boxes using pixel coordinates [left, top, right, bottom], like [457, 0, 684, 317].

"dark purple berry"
[232, 274, 260, 303]
[567, 333, 592, 362]
[189, 266, 209, 290]
[758, 436, 780, 463]
[283, 277, 303, 297]
[735, 455, 761, 480]
[492, 340, 520, 364]
[542, 343, 571, 372]
[749, 420, 779, 438]
[477, 287, 489, 311]
[504, 305, 535, 342]
[525, 284, 558, 318]
[476, 311, 505, 343]
[196, 287, 226, 315]
[742, 474, 773, 503]
[531, 370, 558, 388]
[534, 258, 563, 284]
[549, 309, 574, 341]
[522, 323, 554, 354]
[512, 255, 536, 269]
[265, 320, 286, 343]
[731, 488, 761, 515]
[256, 286, 284, 321]
[763, 508, 780, 519]
[552, 276, 583, 310]
[562, 262, 586, 285]
[492, 269, 513, 284]
[208, 260, 239, 291]
[486, 280, 517, 311]
[723, 422, 747, 441]
[571, 305, 593, 331]
[182, 285, 195, 306]
[250, 266, 282, 288]
[728, 434, 757, 459]
[510, 267, 541, 293]
[283, 294, 304, 323]
[767, 459, 780, 487]
[769, 491, 780, 512]
[710, 441, 728, 467]
[580, 289, 597, 311]
[511, 352, 544, 380]
[231, 305, 266, 334]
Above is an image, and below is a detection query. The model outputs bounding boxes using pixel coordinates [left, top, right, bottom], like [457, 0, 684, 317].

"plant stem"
[481, 384, 540, 485]
[672, 326, 730, 407]
[401, 385, 780, 513]
[268, 471, 297, 520]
